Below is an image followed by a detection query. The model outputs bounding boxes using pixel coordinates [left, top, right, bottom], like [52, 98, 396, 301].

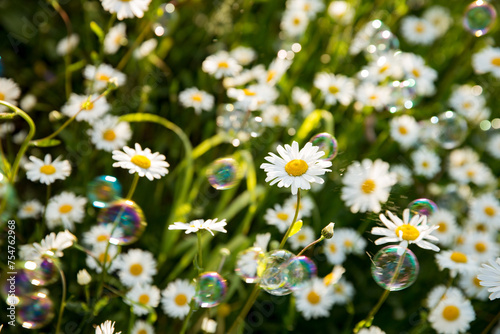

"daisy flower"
[168, 218, 227, 235]
[104, 23, 127, 55]
[423, 6, 452, 37]
[390, 164, 413, 187]
[45, 192, 87, 231]
[399, 53, 437, 96]
[371, 208, 440, 254]
[428, 295, 475, 334]
[88, 115, 132, 152]
[0, 122, 14, 138]
[125, 284, 160, 316]
[112, 143, 169, 181]
[472, 46, 500, 78]
[436, 250, 477, 277]
[19, 230, 76, 260]
[284, 195, 314, 218]
[230, 46, 257, 66]
[20, 94, 37, 112]
[335, 228, 366, 255]
[254, 232, 271, 251]
[314, 72, 355, 106]
[83, 224, 123, 247]
[288, 225, 315, 250]
[478, 257, 500, 300]
[263, 203, 298, 233]
[390, 114, 420, 149]
[341, 159, 396, 213]
[360, 54, 403, 83]
[133, 39, 158, 59]
[95, 320, 121, 334]
[202, 51, 242, 79]
[115, 249, 157, 287]
[468, 193, 500, 228]
[294, 278, 335, 320]
[260, 141, 332, 195]
[77, 269, 92, 285]
[449, 84, 488, 123]
[86, 244, 119, 274]
[358, 327, 386, 334]
[426, 285, 465, 309]
[56, 34, 80, 56]
[327, 1, 354, 25]
[131, 321, 154, 334]
[287, 0, 325, 19]
[18, 199, 44, 219]
[459, 271, 489, 301]
[400, 16, 437, 45]
[261, 105, 290, 128]
[83, 64, 126, 91]
[100, 0, 151, 20]
[179, 87, 215, 114]
[161, 279, 196, 319]
[292, 87, 315, 116]
[281, 9, 309, 37]
[487, 134, 500, 159]
[355, 82, 392, 111]
[0, 78, 21, 111]
[323, 237, 347, 265]
[61, 93, 110, 123]
[411, 147, 441, 179]
[428, 209, 459, 247]
[227, 84, 279, 111]
[461, 232, 499, 263]
[331, 278, 355, 305]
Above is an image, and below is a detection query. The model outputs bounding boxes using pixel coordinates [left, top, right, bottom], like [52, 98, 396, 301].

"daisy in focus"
[95, 320, 121, 334]
[100, 0, 151, 20]
[371, 208, 440, 254]
[428, 294, 475, 334]
[478, 257, 500, 300]
[125, 284, 160, 316]
[161, 279, 196, 319]
[25, 154, 71, 185]
[435, 250, 477, 277]
[115, 248, 157, 287]
[61, 93, 110, 123]
[45, 191, 87, 230]
[179, 87, 215, 114]
[294, 277, 335, 320]
[112, 143, 170, 181]
[341, 159, 396, 213]
[260, 141, 332, 195]
[88, 115, 132, 152]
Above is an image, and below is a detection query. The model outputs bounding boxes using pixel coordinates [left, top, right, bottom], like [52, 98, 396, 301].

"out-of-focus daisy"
[390, 115, 420, 149]
[18, 199, 43, 219]
[287, 0, 325, 19]
[335, 228, 366, 255]
[25, 154, 71, 185]
[112, 143, 169, 181]
[161, 279, 196, 319]
[258, 58, 292, 86]
[327, 1, 354, 25]
[449, 161, 494, 186]
[116, 249, 157, 287]
[20, 230, 76, 259]
[125, 284, 160, 316]
[295, 278, 335, 320]
[436, 250, 477, 277]
[261, 105, 290, 127]
[0, 122, 15, 138]
[487, 134, 500, 159]
[472, 46, 500, 78]
[284, 195, 314, 217]
[77, 269, 92, 285]
[168, 218, 227, 235]
[179, 87, 214, 114]
[323, 237, 347, 265]
[461, 232, 499, 262]
[260, 141, 332, 195]
[133, 38, 158, 59]
[371, 208, 440, 254]
[449, 84, 489, 123]
[83, 224, 122, 247]
[426, 285, 465, 309]
[314, 72, 355, 106]
[423, 6, 452, 37]
[390, 164, 413, 187]
[358, 327, 386, 334]
[100, 0, 151, 20]
[13, 130, 27, 145]
[478, 257, 500, 300]
[202, 51, 241, 79]
[20, 94, 37, 112]
[88, 115, 132, 152]
[428, 295, 475, 334]
[459, 271, 489, 301]
[355, 82, 392, 111]
[281, 9, 309, 37]
[95, 320, 121, 334]
[468, 193, 500, 228]
[104, 23, 127, 55]
[289, 225, 315, 250]
[411, 147, 441, 179]
[83, 64, 126, 91]
[399, 53, 437, 96]
[428, 209, 459, 247]
[56, 34, 80, 56]
[401, 16, 437, 45]
[331, 278, 355, 305]
[86, 244, 119, 274]
[254, 232, 271, 251]
[227, 84, 279, 111]
[131, 321, 154, 334]
[341, 159, 396, 213]
[0, 78, 21, 111]
[292, 87, 315, 116]
[263, 204, 297, 233]
[61, 93, 110, 123]
[360, 54, 403, 83]
[230, 46, 257, 66]
[45, 191, 87, 231]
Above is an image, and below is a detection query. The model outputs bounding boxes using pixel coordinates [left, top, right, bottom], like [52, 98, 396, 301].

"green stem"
[297, 236, 324, 257]
[228, 284, 261, 334]
[54, 260, 67, 334]
[180, 299, 196, 334]
[481, 309, 500, 334]
[197, 232, 203, 272]
[279, 189, 301, 249]
[116, 22, 150, 71]
[50, 0, 73, 99]
[126, 173, 140, 200]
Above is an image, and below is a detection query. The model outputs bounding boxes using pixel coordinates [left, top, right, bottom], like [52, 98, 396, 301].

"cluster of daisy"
[280, 0, 325, 38]
[400, 6, 452, 45]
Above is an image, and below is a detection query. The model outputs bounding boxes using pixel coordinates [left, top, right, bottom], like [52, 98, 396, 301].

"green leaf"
[30, 138, 61, 147]
[93, 296, 109, 316]
[90, 21, 104, 41]
[288, 220, 303, 238]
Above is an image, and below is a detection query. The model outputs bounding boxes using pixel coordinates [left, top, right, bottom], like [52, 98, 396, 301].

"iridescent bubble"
[235, 247, 266, 283]
[363, 20, 400, 59]
[97, 199, 147, 245]
[87, 175, 122, 208]
[153, 3, 179, 37]
[309, 133, 338, 161]
[431, 111, 468, 149]
[24, 257, 59, 286]
[16, 291, 55, 329]
[408, 198, 438, 218]
[216, 104, 263, 144]
[259, 249, 294, 296]
[371, 245, 419, 291]
[463, 1, 497, 37]
[387, 79, 418, 113]
[284, 256, 317, 291]
[207, 158, 240, 190]
[1, 269, 35, 304]
[438, 185, 468, 215]
[195, 272, 227, 308]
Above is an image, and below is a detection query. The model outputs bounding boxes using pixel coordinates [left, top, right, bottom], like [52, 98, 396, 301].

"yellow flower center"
[475, 242, 487, 253]
[243, 88, 256, 96]
[293, 17, 301, 26]
[442, 305, 460, 321]
[369, 94, 378, 101]
[438, 222, 447, 232]
[307, 291, 321, 305]
[344, 240, 353, 248]
[398, 126, 408, 135]
[97, 73, 111, 81]
[462, 102, 472, 109]
[129, 263, 144, 276]
[285, 159, 309, 176]
[298, 234, 306, 242]
[266, 70, 276, 83]
[24, 205, 34, 213]
[277, 212, 289, 221]
[412, 69, 420, 78]
[59, 204, 73, 214]
[323, 273, 334, 286]
[96, 235, 108, 242]
[334, 285, 344, 293]
[137, 330, 147, 334]
[456, 236, 464, 245]
[81, 101, 94, 110]
[415, 23, 424, 33]
[484, 206, 496, 217]
[450, 251, 467, 263]
[175, 293, 188, 306]
[491, 57, 500, 66]
[422, 161, 429, 168]
[98, 253, 111, 263]
[379, 64, 389, 74]
[361, 179, 376, 194]
[0, 92, 5, 100]
[395, 225, 420, 241]
[131, 155, 151, 169]
[476, 224, 486, 232]
[218, 61, 229, 69]
[473, 276, 482, 287]
[467, 169, 475, 177]
[40, 165, 56, 175]
[138, 294, 150, 304]
[329, 244, 337, 253]
[329, 85, 339, 94]
[103, 129, 116, 141]
[191, 93, 202, 102]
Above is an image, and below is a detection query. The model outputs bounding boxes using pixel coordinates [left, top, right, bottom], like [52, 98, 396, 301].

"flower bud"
[321, 222, 335, 239]
[77, 269, 92, 285]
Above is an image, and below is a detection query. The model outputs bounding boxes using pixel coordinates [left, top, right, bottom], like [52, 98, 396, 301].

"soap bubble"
[431, 111, 468, 149]
[309, 133, 338, 161]
[259, 249, 294, 296]
[235, 247, 266, 283]
[216, 105, 263, 144]
[16, 291, 55, 329]
[361, 20, 400, 60]
[195, 272, 227, 308]
[463, 1, 497, 37]
[87, 175, 122, 208]
[408, 198, 438, 218]
[1, 269, 35, 304]
[284, 256, 317, 291]
[153, 3, 179, 37]
[387, 79, 418, 113]
[97, 199, 147, 245]
[371, 245, 419, 291]
[24, 257, 59, 286]
[207, 158, 241, 190]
